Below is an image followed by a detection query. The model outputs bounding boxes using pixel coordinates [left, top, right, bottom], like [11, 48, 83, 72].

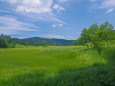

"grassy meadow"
[0, 45, 115, 86]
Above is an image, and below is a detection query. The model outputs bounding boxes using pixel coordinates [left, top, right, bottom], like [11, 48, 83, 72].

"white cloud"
[52, 23, 63, 28]
[2, 0, 18, 4]
[59, 24, 63, 27]
[0, 0, 66, 24]
[113, 27, 115, 30]
[52, 24, 57, 27]
[101, 0, 115, 8]
[27, 12, 65, 24]
[0, 16, 36, 34]
[41, 34, 66, 39]
[1, 0, 53, 13]
[40, 34, 74, 39]
[53, 4, 65, 13]
[106, 8, 114, 14]
[100, 0, 115, 14]
[58, 0, 70, 3]
[90, 0, 96, 2]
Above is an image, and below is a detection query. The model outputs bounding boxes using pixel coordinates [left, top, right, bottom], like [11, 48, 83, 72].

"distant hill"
[0, 34, 76, 48]
[23, 37, 76, 46]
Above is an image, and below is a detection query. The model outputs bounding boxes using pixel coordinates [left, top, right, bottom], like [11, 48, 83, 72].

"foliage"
[5, 66, 115, 86]
[0, 34, 75, 48]
[77, 21, 115, 51]
[0, 35, 8, 48]
[42, 40, 48, 47]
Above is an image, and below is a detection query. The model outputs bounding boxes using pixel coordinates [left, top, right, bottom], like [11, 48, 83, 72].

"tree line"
[0, 34, 75, 48]
[77, 21, 115, 51]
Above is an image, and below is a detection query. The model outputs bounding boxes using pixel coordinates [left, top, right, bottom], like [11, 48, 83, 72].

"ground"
[0, 46, 115, 86]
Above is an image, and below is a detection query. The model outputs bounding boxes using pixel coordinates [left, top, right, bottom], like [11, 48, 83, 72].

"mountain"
[0, 34, 76, 47]
[21, 37, 76, 46]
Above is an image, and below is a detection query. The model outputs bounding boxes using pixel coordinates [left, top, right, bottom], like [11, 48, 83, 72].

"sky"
[0, 0, 115, 40]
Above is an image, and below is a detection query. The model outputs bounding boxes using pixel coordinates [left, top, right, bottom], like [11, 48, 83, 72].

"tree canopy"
[77, 21, 115, 50]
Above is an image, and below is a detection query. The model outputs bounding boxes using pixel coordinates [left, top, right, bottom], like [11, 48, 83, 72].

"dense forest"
[0, 34, 75, 48]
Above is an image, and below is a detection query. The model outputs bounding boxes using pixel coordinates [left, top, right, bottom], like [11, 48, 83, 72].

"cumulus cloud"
[91, 0, 115, 14]
[53, 4, 65, 13]
[59, 24, 63, 27]
[0, 0, 66, 24]
[52, 24, 57, 28]
[101, 0, 115, 8]
[0, 0, 66, 14]
[1, 0, 53, 13]
[0, 16, 36, 34]
[100, 0, 115, 13]
[52, 23, 63, 28]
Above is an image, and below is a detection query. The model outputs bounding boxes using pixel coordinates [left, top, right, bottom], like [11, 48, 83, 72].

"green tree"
[0, 36, 8, 48]
[77, 24, 98, 46]
[77, 21, 114, 51]
[100, 21, 114, 48]
[50, 42, 56, 46]
[87, 23, 98, 42]
[77, 28, 89, 45]
[92, 29, 104, 51]
[41, 40, 48, 47]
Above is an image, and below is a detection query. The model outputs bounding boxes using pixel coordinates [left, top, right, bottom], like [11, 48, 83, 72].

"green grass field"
[0, 46, 115, 86]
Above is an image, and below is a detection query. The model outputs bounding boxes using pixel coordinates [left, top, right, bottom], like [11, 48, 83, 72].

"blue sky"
[0, 0, 115, 40]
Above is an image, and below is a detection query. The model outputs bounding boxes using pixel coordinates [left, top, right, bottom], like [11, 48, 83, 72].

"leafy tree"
[76, 37, 86, 46]
[42, 40, 48, 47]
[92, 29, 104, 51]
[77, 24, 98, 46]
[77, 28, 89, 46]
[50, 42, 56, 46]
[99, 21, 114, 48]
[77, 21, 114, 51]
[0, 36, 8, 48]
[87, 23, 98, 42]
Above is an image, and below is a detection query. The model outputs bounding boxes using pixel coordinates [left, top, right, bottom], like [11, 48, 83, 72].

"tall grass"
[0, 46, 115, 86]
[5, 66, 115, 86]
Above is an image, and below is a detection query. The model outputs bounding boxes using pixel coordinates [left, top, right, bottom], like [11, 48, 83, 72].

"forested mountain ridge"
[23, 37, 75, 46]
[0, 34, 76, 48]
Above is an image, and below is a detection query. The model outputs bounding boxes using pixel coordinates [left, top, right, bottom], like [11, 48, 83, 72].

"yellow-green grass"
[0, 46, 115, 86]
